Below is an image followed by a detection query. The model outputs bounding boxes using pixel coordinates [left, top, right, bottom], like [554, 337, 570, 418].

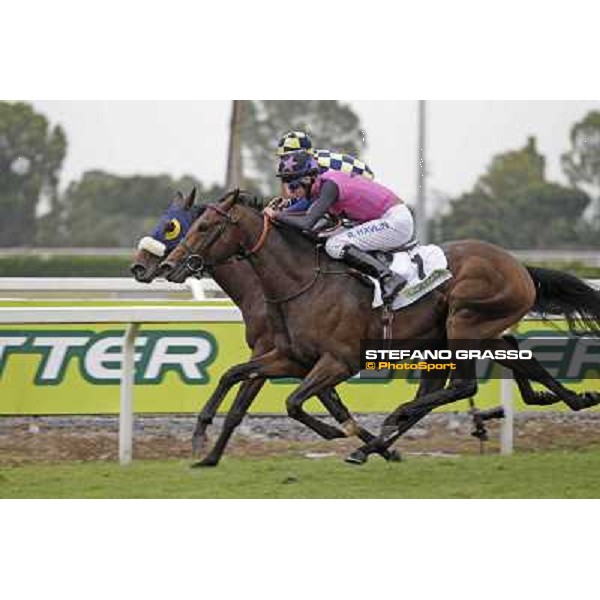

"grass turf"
[2, 448, 600, 498]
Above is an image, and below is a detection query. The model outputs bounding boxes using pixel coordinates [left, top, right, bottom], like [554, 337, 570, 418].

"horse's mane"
[269, 214, 323, 252]
[192, 189, 263, 219]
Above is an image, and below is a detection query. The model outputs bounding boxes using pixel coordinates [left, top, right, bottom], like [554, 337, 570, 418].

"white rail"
[0, 277, 225, 300]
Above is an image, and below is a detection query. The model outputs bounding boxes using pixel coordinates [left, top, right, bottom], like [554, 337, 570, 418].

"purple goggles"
[286, 178, 304, 191]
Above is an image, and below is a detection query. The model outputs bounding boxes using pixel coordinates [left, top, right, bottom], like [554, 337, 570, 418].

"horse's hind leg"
[346, 366, 448, 464]
[355, 358, 477, 461]
[497, 334, 600, 410]
[349, 306, 515, 460]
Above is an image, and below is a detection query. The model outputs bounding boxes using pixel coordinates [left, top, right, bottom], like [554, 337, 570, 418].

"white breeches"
[325, 204, 415, 259]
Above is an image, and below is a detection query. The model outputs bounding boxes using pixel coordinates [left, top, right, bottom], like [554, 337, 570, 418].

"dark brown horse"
[159, 190, 600, 464]
[131, 189, 400, 466]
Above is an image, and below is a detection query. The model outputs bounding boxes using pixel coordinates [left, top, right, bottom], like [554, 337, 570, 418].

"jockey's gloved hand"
[266, 196, 287, 210]
[274, 180, 339, 230]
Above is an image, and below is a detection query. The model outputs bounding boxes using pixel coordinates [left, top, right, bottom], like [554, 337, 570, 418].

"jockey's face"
[285, 175, 313, 200]
[279, 183, 303, 200]
[288, 182, 306, 200]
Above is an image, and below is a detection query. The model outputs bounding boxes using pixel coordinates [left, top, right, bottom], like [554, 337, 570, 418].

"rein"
[263, 243, 354, 305]
[263, 245, 323, 305]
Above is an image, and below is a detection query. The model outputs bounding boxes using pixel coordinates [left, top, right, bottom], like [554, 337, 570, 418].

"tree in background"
[38, 171, 225, 247]
[433, 137, 594, 248]
[240, 100, 366, 194]
[562, 111, 600, 195]
[561, 110, 600, 227]
[0, 101, 67, 246]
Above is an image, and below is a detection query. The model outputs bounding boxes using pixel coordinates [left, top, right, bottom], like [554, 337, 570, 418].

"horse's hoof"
[385, 449, 402, 462]
[190, 458, 219, 468]
[580, 392, 600, 409]
[345, 450, 368, 465]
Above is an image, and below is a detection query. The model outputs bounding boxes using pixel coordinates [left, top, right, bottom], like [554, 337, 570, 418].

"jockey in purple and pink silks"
[268, 150, 415, 305]
[276, 131, 375, 211]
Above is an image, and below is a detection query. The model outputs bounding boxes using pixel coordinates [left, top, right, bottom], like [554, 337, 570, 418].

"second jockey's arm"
[284, 198, 312, 212]
[272, 181, 339, 230]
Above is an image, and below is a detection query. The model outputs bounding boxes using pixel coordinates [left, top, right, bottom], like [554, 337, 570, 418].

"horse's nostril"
[130, 263, 147, 280]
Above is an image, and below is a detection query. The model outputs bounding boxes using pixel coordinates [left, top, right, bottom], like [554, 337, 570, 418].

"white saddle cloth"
[370, 244, 452, 310]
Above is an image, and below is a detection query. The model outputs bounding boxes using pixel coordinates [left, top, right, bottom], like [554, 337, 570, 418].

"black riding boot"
[341, 245, 407, 305]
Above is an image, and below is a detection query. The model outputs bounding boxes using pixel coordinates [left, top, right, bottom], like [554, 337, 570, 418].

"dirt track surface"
[1, 412, 600, 465]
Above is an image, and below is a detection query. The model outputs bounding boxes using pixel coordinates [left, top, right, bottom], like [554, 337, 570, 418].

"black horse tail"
[526, 266, 600, 335]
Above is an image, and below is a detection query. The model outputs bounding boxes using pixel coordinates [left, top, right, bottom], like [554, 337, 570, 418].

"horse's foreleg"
[318, 387, 402, 462]
[245, 353, 349, 441]
[191, 350, 276, 454]
[284, 354, 354, 444]
[192, 377, 265, 467]
[192, 377, 266, 457]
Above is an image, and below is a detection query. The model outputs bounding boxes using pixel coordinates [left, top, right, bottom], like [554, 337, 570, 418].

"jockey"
[276, 130, 374, 212]
[269, 150, 414, 305]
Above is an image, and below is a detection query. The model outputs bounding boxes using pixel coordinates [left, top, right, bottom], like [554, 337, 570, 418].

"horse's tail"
[526, 266, 600, 335]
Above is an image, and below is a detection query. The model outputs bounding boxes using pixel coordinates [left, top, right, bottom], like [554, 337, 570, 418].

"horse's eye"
[164, 219, 181, 240]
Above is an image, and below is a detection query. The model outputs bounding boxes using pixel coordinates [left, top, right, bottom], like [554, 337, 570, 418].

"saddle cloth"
[370, 243, 452, 310]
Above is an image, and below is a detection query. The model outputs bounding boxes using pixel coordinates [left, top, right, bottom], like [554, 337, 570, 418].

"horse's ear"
[175, 190, 184, 201]
[185, 187, 197, 209]
[222, 188, 240, 210]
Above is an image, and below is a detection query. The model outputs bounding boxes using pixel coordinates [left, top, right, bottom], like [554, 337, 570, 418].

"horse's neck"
[247, 218, 334, 300]
[211, 262, 262, 312]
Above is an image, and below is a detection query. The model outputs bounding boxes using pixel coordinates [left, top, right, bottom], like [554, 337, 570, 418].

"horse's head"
[159, 189, 265, 283]
[130, 188, 202, 282]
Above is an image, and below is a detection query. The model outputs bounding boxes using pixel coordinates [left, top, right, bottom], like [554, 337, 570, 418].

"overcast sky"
[33, 100, 600, 213]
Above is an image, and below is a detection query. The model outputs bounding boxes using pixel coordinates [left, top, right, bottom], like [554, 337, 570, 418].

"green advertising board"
[0, 306, 598, 415]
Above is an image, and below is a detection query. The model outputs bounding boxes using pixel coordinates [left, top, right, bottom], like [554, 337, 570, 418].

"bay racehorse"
[158, 189, 600, 464]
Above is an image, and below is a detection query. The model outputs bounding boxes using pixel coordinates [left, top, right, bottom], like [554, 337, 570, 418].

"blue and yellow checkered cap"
[276, 131, 314, 156]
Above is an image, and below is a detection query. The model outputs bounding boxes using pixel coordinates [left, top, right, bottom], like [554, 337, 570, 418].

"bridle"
[175, 200, 271, 276]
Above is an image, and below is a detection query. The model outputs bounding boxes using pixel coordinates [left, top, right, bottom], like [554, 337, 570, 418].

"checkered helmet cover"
[276, 150, 319, 179]
[276, 130, 314, 156]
